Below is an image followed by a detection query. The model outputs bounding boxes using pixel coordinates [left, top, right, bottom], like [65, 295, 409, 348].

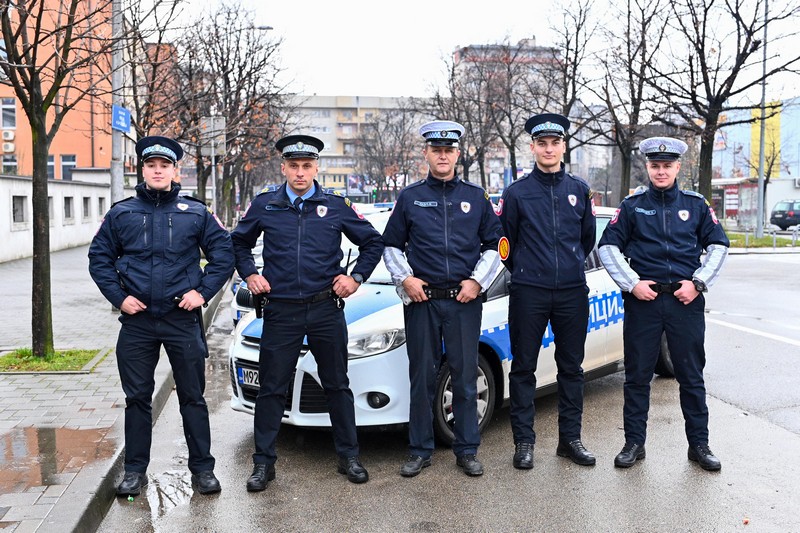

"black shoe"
[191, 470, 221, 494]
[116, 471, 147, 496]
[337, 456, 369, 484]
[688, 444, 722, 471]
[512, 442, 534, 470]
[400, 455, 432, 477]
[556, 439, 596, 466]
[456, 454, 484, 476]
[246, 464, 276, 492]
[614, 443, 646, 468]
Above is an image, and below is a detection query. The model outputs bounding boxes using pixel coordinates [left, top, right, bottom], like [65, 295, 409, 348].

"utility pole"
[755, 0, 769, 238]
[110, 0, 124, 204]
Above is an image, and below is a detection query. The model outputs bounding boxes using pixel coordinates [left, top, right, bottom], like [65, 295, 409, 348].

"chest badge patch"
[568, 194, 577, 207]
[317, 205, 328, 218]
[461, 201, 471, 214]
[678, 210, 690, 221]
[177, 203, 189, 211]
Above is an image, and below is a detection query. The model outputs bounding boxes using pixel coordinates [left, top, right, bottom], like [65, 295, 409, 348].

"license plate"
[775, 214, 784, 218]
[238, 366, 259, 387]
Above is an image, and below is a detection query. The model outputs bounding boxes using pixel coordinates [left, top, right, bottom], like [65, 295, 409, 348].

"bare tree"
[649, 0, 800, 199]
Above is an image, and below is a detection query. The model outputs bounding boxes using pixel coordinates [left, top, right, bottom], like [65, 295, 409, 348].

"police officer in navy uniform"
[89, 135, 234, 496]
[383, 120, 504, 477]
[598, 136, 729, 471]
[230, 134, 383, 491]
[498, 113, 597, 470]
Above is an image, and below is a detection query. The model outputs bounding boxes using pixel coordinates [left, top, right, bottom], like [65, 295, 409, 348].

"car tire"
[433, 353, 496, 446]
[654, 332, 675, 378]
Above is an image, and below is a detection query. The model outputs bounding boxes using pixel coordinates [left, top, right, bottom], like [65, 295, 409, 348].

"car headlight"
[347, 328, 406, 359]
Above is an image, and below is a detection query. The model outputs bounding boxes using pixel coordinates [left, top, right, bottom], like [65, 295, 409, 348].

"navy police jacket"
[88, 182, 235, 317]
[598, 182, 730, 283]
[230, 181, 383, 299]
[498, 164, 596, 289]
[382, 174, 503, 288]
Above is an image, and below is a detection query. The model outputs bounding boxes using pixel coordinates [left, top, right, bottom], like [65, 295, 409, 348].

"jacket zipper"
[168, 214, 173, 248]
[143, 215, 148, 246]
[296, 202, 303, 297]
[442, 181, 451, 283]
[550, 181, 559, 288]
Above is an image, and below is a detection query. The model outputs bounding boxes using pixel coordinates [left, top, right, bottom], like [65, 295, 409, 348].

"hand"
[673, 279, 700, 305]
[402, 276, 429, 303]
[245, 273, 271, 295]
[333, 273, 360, 298]
[120, 295, 147, 315]
[457, 279, 482, 303]
[176, 289, 205, 311]
[631, 280, 658, 301]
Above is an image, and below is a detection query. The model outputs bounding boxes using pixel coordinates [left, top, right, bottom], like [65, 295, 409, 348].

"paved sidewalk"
[0, 245, 226, 533]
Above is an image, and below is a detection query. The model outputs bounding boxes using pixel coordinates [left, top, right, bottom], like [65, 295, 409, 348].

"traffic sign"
[111, 105, 131, 132]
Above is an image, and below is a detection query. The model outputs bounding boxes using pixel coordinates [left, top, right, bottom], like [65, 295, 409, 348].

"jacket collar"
[647, 181, 680, 203]
[425, 172, 461, 189]
[532, 163, 566, 184]
[269, 180, 327, 207]
[135, 181, 181, 205]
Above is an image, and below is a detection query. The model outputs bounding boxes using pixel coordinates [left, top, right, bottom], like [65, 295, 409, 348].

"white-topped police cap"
[136, 135, 183, 164]
[419, 120, 465, 146]
[524, 112, 570, 139]
[639, 137, 688, 161]
[275, 134, 324, 159]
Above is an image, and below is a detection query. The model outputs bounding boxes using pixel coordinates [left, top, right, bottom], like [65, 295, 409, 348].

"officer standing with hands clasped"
[89, 136, 234, 496]
[230, 134, 383, 491]
[598, 136, 729, 471]
[383, 120, 504, 477]
[497, 113, 597, 470]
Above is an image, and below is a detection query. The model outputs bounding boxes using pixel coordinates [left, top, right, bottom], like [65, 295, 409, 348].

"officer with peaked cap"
[230, 133, 383, 491]
[382, 120, 504, 477]
[598, 136, 729, 471]
[497, 112, 598, 470]
[89, 135, 234, 496]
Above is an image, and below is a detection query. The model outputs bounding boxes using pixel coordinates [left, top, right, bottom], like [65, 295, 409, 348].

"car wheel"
[433, 353, 496, 446]
[654, 332, 675, 378]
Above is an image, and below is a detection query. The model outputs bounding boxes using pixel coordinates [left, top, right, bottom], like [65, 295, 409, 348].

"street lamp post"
[755, 0, 769, 238]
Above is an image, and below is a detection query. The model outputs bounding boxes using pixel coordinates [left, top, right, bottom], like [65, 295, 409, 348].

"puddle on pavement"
[0, 426, 116, 493]
[145, 470, 193, 519]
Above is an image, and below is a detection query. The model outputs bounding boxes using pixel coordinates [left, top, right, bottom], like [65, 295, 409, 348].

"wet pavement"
[0, 245, 225, 532]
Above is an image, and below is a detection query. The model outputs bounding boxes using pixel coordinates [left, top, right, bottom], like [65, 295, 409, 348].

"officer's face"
[423, 145, 459, 180]
[282, 158, 318, 196]
[142, 158, 177, 191]
[531, 136, 565, 173]
[646, 160, 681, 190]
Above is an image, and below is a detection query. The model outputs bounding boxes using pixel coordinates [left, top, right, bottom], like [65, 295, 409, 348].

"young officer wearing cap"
[89, 135, 234, 496]
[497, 113, 597, 470]
[382, 120, 504, 477]
[230, 134, 383, 491]
[598, 136, 729, 471]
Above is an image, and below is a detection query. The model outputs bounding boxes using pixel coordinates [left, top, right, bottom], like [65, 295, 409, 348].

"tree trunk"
[619, 153, 632, 203]
[31, 125, 54, 357]
[698, 125, 716, 201]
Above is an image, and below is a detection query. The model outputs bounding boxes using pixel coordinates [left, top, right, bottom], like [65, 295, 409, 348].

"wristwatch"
[692, 279, 707, 293]
[352, 273, 364, 284]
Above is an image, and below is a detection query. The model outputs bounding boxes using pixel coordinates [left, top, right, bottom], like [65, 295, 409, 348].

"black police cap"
[524, 113, 570, 139]
[135, 135, 183, 164]
[275, 135, 324, 159]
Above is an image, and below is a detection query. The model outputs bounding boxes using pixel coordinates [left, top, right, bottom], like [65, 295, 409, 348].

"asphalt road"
[98, 254, 800, 532]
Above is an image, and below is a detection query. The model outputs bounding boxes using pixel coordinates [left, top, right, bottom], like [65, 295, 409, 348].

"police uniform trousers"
[404, 298, 482, 458]
[621, 292, 709, 446]
[116, 308, 213, 474]
[253, 297, 358, 465]
[508, 284, 588, 445]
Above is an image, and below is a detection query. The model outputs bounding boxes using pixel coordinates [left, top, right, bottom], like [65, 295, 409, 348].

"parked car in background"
[227, 206, 673, 445]
[770, 199, 800, 230]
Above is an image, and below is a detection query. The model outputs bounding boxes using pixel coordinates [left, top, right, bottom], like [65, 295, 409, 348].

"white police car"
[228, 206, 669, 444]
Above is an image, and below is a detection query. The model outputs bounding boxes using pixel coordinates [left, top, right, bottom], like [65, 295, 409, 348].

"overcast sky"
[193, 0, 563, 98]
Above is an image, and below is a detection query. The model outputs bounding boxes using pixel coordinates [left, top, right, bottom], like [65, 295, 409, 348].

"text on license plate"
[238, 367, 259, 387]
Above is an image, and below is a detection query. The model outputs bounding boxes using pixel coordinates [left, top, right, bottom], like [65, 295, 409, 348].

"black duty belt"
[423, 286, 461, 299]
[268, 288, 335, 305]
[649, 282, 682, 294]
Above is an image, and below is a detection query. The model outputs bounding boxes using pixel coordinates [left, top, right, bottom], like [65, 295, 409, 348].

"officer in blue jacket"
[89, 135, 234, 496]
[383, 120, 504, 478]
[498, 113, 597, 470]
[598, 136, 729, 471]
[230, 134, 383, 491]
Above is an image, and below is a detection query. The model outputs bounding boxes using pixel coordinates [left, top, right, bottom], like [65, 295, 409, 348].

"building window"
[47, 155, 55, 179]
[98, 197, 106, 216]
[48, 196, 54, 225]
[64, 196, 74, 221]
[2, 154, 17, 175]
[83, 197, 91, 220]
[1, 98, 15, 129]
[61, 154, 76, 180]
[12, 195, 27, 223]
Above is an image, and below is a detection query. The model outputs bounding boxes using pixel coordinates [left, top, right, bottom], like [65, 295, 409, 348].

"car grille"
[235, 358, 328, 414]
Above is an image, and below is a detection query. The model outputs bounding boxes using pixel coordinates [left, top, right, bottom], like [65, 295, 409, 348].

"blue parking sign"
[112, 105, 131, 132]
